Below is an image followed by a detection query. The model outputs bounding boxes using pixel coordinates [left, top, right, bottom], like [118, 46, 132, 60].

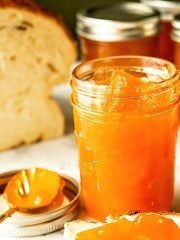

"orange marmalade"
[141, 0, 180, 61]
[71, 56, 180, 220]
[5, 168, 64, 210]
[76, 214, 180, 240]
[79, 36, 159, 61]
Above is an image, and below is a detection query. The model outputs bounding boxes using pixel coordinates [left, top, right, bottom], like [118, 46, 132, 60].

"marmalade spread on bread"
[76, 214, 180, 240]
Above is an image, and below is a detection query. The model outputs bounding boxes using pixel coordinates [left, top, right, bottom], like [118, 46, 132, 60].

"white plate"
[0, 83, 179, 240]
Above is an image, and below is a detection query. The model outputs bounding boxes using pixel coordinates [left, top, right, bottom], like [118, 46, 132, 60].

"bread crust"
[0, 0, 76, 151]
[0, 0, 74, 40]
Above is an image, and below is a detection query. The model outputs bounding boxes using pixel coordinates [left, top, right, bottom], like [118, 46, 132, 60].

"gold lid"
[77, 2, 160, 42]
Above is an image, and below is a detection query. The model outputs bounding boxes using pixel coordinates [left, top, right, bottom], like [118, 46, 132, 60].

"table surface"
[0, 83, 179, 240]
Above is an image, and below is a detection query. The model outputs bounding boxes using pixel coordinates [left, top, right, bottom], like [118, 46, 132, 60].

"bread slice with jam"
[63, 213, 180, 240]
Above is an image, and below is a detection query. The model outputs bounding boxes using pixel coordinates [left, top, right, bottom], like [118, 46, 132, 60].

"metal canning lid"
[171, 14, 180, 42]
[141, 0, 180, 21]
[0, 170, 80, 237]
[76, 2, 160, 42]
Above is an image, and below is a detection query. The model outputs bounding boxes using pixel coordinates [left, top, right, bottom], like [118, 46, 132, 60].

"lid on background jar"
[0, 170, 80, 237]
[171, 14, 180, 42]
[76, 2, 160, 42]
[141, 0, 180, 21]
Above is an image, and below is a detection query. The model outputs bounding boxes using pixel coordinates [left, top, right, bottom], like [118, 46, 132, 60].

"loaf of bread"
[0, 0, 76, 151]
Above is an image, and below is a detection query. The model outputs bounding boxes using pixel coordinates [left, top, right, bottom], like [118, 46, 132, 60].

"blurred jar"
[76, 2, 160, 61]
[172, 14, 180, 67]
[141, 0, 180, 61]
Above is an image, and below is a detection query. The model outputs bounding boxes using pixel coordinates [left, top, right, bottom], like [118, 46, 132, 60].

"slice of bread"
[0, 0, 76, 150]
[64, 220, 103, 240]
[63, 213, 180, 240]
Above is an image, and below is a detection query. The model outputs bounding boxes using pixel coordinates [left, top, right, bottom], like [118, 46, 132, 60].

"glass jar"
[172, 14, 180, 67]
[76, 3, 160, 61]
[71, 56, 180, 220]
[141, 0, 180, 61]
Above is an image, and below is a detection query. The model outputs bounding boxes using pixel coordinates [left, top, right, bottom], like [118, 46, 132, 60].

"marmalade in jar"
[172, 14, 180, 67]
[141, 0, 180, 61]
[77, 3, 160, 61]
[159, 20, 174, 61]
[79, 36, 159, 61]
[71, 56, 180, 220]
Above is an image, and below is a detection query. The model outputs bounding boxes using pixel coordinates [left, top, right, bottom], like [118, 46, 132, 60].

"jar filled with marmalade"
[71, 56, 180, 220]
[141, 0, 180, 61]
[76, 2, 160, 61]
[172, 14, 180, 67]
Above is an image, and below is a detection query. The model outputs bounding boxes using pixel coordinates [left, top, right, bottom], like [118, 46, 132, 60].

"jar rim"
[72, 56, 179, 98]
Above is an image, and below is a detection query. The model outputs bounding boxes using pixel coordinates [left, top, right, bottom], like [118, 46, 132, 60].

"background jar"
[71, 56, 180, 220]
[76, 2, 160, 61]
[172, 14, 180, 67]
[141, 0, 180, 61]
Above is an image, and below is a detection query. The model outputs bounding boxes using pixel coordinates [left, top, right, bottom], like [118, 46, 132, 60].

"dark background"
[37, 0, 138, 36]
